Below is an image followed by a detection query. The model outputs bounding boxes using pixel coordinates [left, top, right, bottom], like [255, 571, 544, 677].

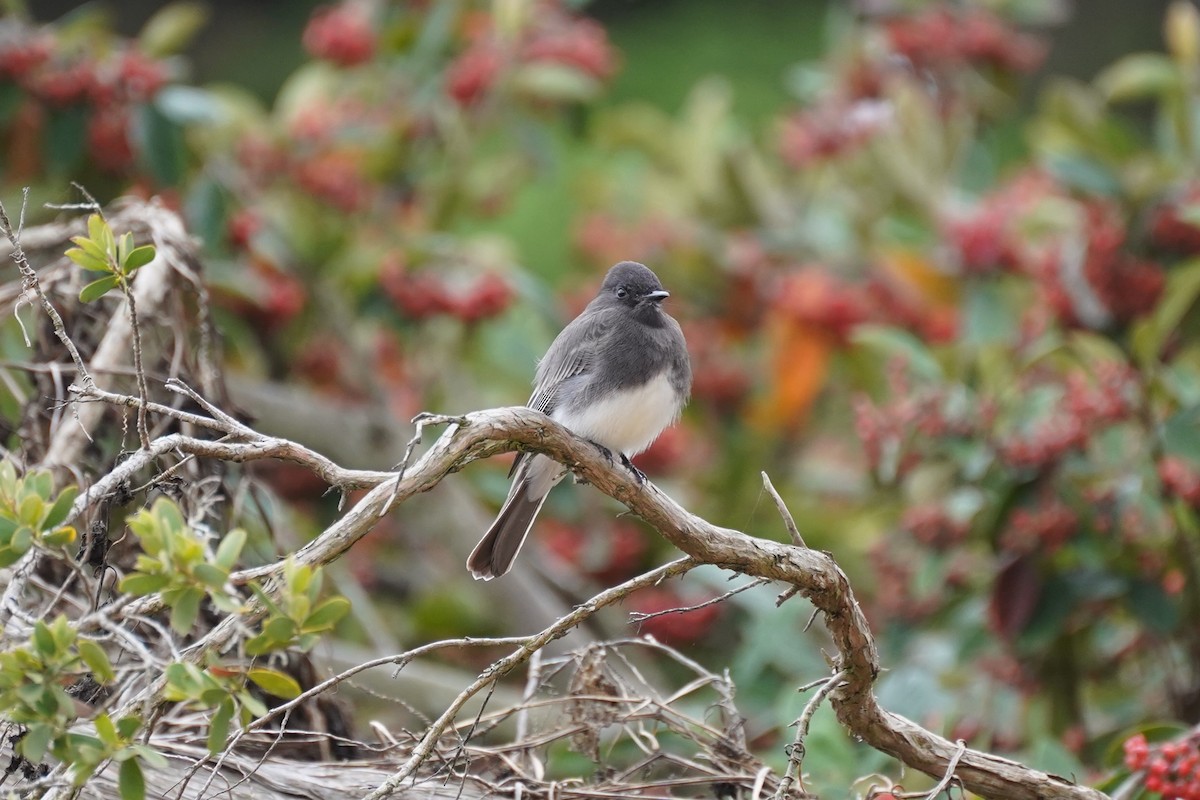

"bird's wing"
[526, 307, 614, 415]
[505, 307, 614, 480]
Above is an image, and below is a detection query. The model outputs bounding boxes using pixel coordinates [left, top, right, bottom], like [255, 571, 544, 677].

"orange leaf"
[750, 317, 833, 432]
[877, 247, 960, 309]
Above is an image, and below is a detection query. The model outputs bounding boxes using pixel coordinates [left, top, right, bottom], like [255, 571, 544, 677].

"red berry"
[113, 50, 168, 102]
[227, 208, 263, 250]
[446, 43, 504, 106]
[772, 267, 872, 342]
[1160, 456, 1200, 507]
[302, 4, 377, 67]
[0, 34, 52, 80]
[291, 152, 370, 212]
[28, 59, 97, 107]
[521, 17, 616, 80]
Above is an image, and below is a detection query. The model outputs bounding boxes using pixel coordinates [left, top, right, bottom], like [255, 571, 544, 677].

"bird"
[467, 261, 692, 580]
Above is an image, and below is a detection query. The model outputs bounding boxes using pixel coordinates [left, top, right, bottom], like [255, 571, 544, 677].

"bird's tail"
[467, 455, 560, 580]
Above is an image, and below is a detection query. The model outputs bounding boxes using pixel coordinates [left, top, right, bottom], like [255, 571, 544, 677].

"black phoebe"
[467, 261, 692, 580]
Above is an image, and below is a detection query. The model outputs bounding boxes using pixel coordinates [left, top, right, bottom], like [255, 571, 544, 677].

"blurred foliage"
[7, 0, 1200, 796]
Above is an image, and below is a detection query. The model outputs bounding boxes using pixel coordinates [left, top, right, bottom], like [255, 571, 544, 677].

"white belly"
[553, 372, 681, 456]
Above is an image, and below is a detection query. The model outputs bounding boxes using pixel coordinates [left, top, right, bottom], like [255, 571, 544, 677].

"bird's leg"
[573, 439, 615, 485]
[620, 453, 647, 485]
[588, 439, 616, 465]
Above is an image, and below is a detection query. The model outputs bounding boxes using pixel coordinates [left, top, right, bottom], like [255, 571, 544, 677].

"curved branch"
[311, 407, 1103, 800]
[72, 404, 1106, 800]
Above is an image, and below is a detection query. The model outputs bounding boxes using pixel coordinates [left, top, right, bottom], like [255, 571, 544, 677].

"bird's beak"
[643, 290, 670, 303]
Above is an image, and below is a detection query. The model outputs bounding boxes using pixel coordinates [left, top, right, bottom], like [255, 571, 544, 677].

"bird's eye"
[616, 287, 628, 299]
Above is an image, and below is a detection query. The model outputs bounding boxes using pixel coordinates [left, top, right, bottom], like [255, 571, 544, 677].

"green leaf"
[150, 497, 186, 536]
[70, 232, 110, 262]
[115, 233, 131, 267]
[44, 485, 79, 529]
[46, 106, 87, 177]
[137, 101, 188, 187]
[124, 245, 156, 271]
[26, 470, 52, 500]
[302, 596, 350, 632]
[1043, 154, 1122, 196]
[512, 62, 603, 103]
[247, 667, 301, 700]
[214, 529, 246, 572]
[1161, 406, 1200, 461]
[20, 723, 53, 762]
[10, 525, 33, 556]
[1127, 579, 1179, 633]
[263, 615, 297, 643]
[238, 691, 268, 719]
[32, 620, 56, 657]
[206, 698, 233, 755]
[65, 247, 111, 273]
[43, 525, 78, 548]
[79, 275, 121, 303]
[116, 715, 142, 740]
[131, 743, 167, 769]
[1136, 259, 1200, 364]
[244, 632, 273, 656]
[77, 638, 115, 683]
[18, 494, 45, 528]
[139, 1, 210, 57]
[0, 545, 20, 568]
[120, 573, 171, 596]
[192, 563, 229, 590]
[169, 586, 203, 634]
[87, 214, 107, 247]
[94, 712, 118, 746]
[164, 662, 200, 700]
[119, 756, 145, 800]
[851, 325, 943, 380]
[1097, 52, 1181, 102]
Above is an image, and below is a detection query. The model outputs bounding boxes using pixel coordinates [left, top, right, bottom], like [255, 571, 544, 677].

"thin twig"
[774, 669, 848, 800]
[0, 191, 95, 390]
[363, 558, 698, 799]
[761, 471, 807, 548]
[629, 577, 768, 622]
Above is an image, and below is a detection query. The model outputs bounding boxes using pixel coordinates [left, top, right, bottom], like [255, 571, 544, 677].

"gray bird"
[467, 261, 692, 580]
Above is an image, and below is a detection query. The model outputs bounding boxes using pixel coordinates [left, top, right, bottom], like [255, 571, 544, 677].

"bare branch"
[775, 669, 848, 800]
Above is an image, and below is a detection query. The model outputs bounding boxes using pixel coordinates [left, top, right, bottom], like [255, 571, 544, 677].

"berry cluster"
[1159, 457, 1200, 507]
[853, 364, 981, 480]
[302, 4, 377, 67]
[940, 170, 1059, 276]
[778, 100, 892, 168]
[883, 5, 1046, 74]
[1000, 498, 1079, 555]
[0, 23, 170, 176]
[942, 174, 1167, 331]
[1035, 203, 1165, 328]
[901, 503, 971, 550]
[1125, 733, 1200, 799]
[1150, 183, 1200, 254]
[444, 4, 617, 108]
[380, 260, 513, 324]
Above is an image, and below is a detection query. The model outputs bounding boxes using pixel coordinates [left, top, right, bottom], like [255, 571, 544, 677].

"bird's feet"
[589, 440, 616, 465]
[573, 440, 614, 485]
[620, 453, 647, 485]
